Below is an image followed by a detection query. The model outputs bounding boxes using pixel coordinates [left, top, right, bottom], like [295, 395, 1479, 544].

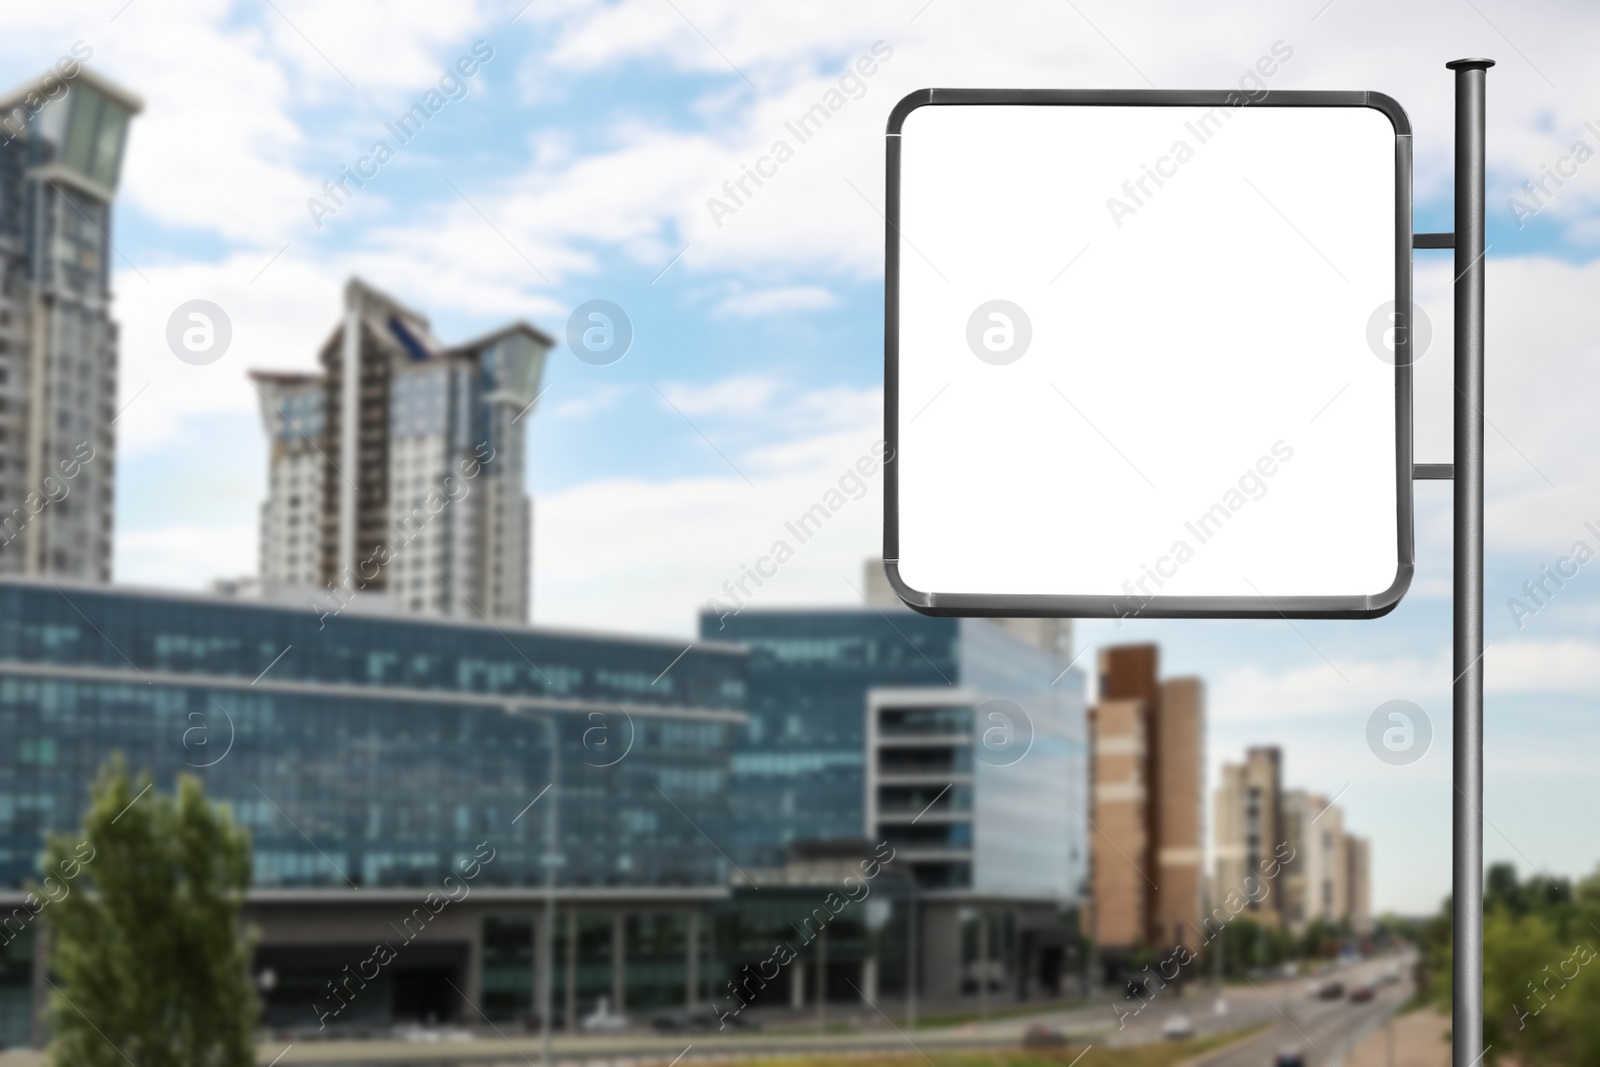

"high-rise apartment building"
[1088, 693, 1148, 951]
[1211, 745, 1284, 927]
[1152, 677, 1204, 952]
[1304, 794, 1346, 922]
[1088, 645, 1205, 962]
[1346, 833, 1371, 934]
[252, 371, 324, 591]
[1280, 783, 1369, 934]
[1281, 788, 1313, 929]
[0, 68, 139, 581]
[252, 278, 550, 621]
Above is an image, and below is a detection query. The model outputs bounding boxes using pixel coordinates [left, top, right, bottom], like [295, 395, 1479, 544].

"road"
[1021, 954, 1410, 1057]
[1190, 959, 1415, 1067]
[0, 955, 1413, 1067]
[238, 955, 1411, 1066]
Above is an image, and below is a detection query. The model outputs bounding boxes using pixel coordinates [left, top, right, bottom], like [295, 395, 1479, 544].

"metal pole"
[817, 925, 828, 1030]
[907, 882, 918, 1033]
[542, 716, 559, 1067]
[978, 911, 989, 1022]
[1446, 56, 1492, 1067]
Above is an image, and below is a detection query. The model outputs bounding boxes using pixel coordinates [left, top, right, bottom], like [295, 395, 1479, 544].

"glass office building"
[702, 608, 1090, 1006]
[0, 584, 1090, 1039]
[701, 609, 1088, 885]
[0, 577, 745, 1039]
[699, 609, 959, 869]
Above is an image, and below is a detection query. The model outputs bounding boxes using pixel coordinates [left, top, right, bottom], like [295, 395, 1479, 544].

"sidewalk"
[1343, 1008, 1450, 1067]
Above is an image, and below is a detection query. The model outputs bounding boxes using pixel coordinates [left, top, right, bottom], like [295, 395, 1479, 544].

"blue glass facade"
[962, 619, 1090, 900]
[700, 608, 1088, 896]
[0, 584, 1091, 1039]
[698, 609, 958, 869]
[0, 578, 745, 892]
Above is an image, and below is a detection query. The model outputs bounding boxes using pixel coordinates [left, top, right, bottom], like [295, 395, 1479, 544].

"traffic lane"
[1100, 956, 1404, 1048]
[1193, 980, 1410, 1067]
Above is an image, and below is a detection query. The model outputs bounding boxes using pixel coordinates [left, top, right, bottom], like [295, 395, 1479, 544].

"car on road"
[1022, 1024, 1067, 1048]
[582, 1012, 629, 1033]
[1274, 1048, 1307, 1067]
[1161, 1014, 1195, 1040]
[1348, 983, 1375, 1003]
[1317, 980, 1345, 1000]
[581, 997, 629, 1033]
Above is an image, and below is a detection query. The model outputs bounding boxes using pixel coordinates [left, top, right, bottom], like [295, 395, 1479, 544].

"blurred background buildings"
[0, 69, 138, 583]
[0, 63, 1371, 1046]
[252, 277, 549, 622]
[1085, 644, 1206, 971]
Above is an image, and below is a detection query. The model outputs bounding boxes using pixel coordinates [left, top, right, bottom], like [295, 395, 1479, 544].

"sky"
[3, 0, 1599, 916]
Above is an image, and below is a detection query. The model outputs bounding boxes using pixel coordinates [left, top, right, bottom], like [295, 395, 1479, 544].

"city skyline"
[2, 1, 1597, 921]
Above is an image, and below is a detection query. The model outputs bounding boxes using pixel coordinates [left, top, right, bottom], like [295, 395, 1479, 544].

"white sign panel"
[883, 90, 1413, 619]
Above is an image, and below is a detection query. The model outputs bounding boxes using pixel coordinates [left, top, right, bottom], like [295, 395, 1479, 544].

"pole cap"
[1445, 58, 1496, 71]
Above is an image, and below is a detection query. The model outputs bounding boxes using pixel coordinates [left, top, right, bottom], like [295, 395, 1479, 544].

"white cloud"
[535, 381, 884, 635]
[111, 255, 346, 455]
[713, 285, 838, 317]
[657, 375, 783, 416]
[545, 383, 629, 421]
[1209, 633, 1600, 723]
[117, 522, 257, 590]
[1488, 637, 1600, 693]
[1211, 652, 1449, 721]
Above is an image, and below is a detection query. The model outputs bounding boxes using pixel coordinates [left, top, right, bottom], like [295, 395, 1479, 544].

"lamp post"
[540, 715, 558, 1067]
[906, 877, 919, 1033]
[506, 706, 560, 1067]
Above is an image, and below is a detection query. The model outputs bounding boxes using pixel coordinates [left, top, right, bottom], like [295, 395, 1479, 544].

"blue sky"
[5, 0, 1599, 914]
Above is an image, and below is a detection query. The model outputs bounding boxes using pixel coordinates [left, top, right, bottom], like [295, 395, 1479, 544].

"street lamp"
[506, 706, 561, 1067]
[906, 876, 919, 1033]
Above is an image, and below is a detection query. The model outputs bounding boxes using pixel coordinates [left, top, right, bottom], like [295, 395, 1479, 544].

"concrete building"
[251, 278, 551, 622]
[1087, 645, 1205, 966]
[1211, 745, 1284, 928]
[0, 68, 139, 582]
[1249, 786, 1372, 937]
[1152, 677, 1204, 954]
[1345, 833, 1371, 934]
[1280, 788, 1313, 930]
[1289, 796, 1371, 934]
[1087, 694, 1148, 952]
[1308, 797, 1346, 923]
[252, 371, 325, 591]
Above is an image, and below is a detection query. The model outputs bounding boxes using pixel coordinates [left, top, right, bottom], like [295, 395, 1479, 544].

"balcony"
[877, 746, 972, 779]
[877, 706, 973, 738]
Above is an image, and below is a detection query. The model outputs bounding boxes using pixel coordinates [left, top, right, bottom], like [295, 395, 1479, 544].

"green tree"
[1298, 916, 1352, 960]
[1429, 863, 1600, 1065]
[41, 758, 257, 1067]
[1195, 915, 1299, 980]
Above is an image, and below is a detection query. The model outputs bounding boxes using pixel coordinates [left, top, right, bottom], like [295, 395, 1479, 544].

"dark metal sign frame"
[882, 88, 1414, 620]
